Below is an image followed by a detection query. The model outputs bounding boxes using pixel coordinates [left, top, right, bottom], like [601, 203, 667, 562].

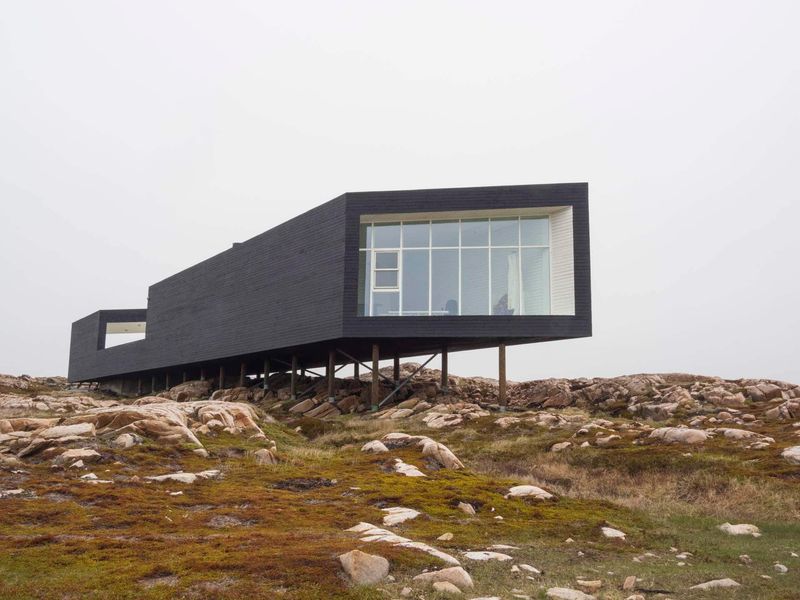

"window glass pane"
[431, 249, 459, 315]
[375, 271, 398, 288]
[373, 223, 401, 248]
[461, 219, 489, 247]
[358, 251, 370, 315]
[521, 217, 549, 245]
[491, 248, 520, 315]
[431, 221, 459, 247]
[375, 252, 398, 269]
[491, 218, 519, 247]
[461, 248, 489, 315]
[372, 291, 399, 316]
[403, 222, 429, 248]
[359, 224, 372, 248]
[521, 248, 550, 314]
[402, 249, 429, 315]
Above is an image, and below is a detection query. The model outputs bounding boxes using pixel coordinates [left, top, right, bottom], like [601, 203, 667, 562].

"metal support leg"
[219, 366, 225, 390]
[290, 355, 298, 400]
[353, 360, 360, 381]
[165, 373, 170, 390]
[137, 377, 142, 396]
[441, 345, 449, 393]
[151, 375, 156, 394]
[239, 362, 246, 387]
[393, 352, 400, 383]
[499, 342, 507, 410]
[200, 368, 206, 382]
[371, 344, 380, 410]
[182, 371, 187, 383]
[328, 349, 336, 402]
[379, 353, 438, 408]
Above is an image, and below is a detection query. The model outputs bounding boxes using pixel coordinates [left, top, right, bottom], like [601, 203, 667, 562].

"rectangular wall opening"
[104, 322, 146, 348]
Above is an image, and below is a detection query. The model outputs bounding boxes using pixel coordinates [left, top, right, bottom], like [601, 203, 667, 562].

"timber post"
[371, 344, 380, 410]
[441, 345, 449, 393]
[498, 342, 507, 410]
[290, 355, 298, 400]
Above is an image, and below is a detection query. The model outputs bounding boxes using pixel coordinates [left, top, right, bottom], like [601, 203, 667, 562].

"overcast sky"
[1, 1, 798, 383]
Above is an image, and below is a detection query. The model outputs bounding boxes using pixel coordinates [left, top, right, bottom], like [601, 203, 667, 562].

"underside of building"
[68, 183, 591, 405]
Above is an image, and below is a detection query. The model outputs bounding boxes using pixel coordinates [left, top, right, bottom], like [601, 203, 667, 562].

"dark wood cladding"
[68, 183, 591, 383]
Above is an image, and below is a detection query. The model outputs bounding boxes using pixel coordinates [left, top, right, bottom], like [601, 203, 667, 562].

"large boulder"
[162, 380, 212, 401]
[649, 427, 709, 444]
[337, 549, 389, 585]
[420, 439, 464, 470]
[781, 446, 800, 465]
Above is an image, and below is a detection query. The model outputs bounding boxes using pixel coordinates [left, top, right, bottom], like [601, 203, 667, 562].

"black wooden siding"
[68, 184, 591, 382]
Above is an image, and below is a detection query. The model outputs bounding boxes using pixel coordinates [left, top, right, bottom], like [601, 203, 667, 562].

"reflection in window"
[358, 215, 551, 316]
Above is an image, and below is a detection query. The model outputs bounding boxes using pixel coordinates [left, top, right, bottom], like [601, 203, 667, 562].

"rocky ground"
[0, 368, 798, 599]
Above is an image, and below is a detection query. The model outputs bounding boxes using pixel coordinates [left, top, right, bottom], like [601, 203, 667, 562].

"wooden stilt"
[371, 344, 380, 410]
[182, 371, 187, 383]
[219, 366, 225, 390]
[393, 352, 400, 383]
[151, 375, 156, 394]
[441, 345, 449, 392]
[499, 342, 507, 409]
[263, 357, 270, 391]
[239, 362, 246, 387]
[353, 360, 360, 381]
[328, 349, 336, 401]
[200, 368, 206, 382]
[290, 355, 298, 400]
[137, 377, 142, 396]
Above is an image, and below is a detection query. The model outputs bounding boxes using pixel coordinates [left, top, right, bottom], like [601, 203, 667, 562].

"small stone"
[382, 506, 420, 526]
[457, 502, 476, 515]
[112, 433, 138, 449]
[463, 551, 513, 561]
[438, 532, 454, 541]
[412, 566, 474, 590]
[576, 579, 601, 592]
[690, 578, 740, 590]
[551, 441, 572, 452]
[337, 549, 389, 585]
[400, 587, 412, 597]
[253, 448, 277, 465]
[361, 440, 389, 453]
[774, 563, 788, 573]
[622, 575, 636, 590]
[601, 526, 626, 539]
[433, 580, 462, 595]
[505, 485, 554, 500]
[517, 563, 541, 575]
[53, 448, 101, 467]
[739, 554, 752, 565]
[719, 522, 761, 537]
[546, 588, 595, 600]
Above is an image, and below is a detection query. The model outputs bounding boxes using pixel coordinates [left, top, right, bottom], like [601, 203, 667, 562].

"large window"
[358, 216, 551, 316]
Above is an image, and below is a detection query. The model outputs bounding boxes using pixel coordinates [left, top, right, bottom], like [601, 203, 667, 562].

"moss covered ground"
[0, 405, 798, 599]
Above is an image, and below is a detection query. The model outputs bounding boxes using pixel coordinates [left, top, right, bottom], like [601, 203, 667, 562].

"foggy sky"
[1, 1, 798, 383]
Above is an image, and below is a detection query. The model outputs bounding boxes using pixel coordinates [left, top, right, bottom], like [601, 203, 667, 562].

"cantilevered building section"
[68, 183, 591, 406]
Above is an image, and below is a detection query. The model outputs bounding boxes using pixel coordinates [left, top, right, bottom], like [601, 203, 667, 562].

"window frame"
[359, 215, 552, 317]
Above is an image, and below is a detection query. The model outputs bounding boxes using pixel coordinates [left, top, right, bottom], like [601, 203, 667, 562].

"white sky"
[1, 1, 798, 383]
